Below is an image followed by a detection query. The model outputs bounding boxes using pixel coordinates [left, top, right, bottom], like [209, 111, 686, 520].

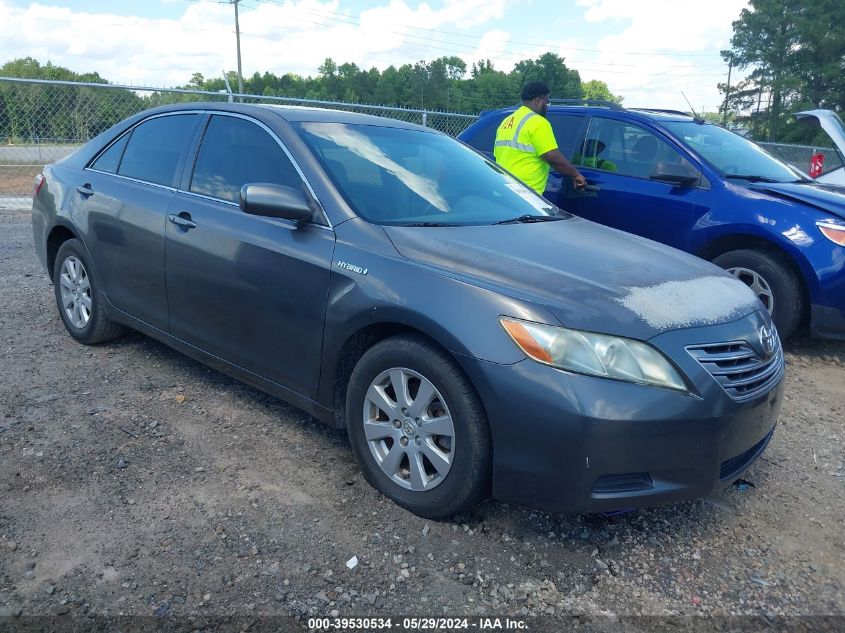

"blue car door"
[542, 113, 589, 203]
[556, 116, 706, 249]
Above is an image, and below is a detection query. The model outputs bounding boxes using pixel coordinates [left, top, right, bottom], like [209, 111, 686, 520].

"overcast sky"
[1, 0, 751, 112]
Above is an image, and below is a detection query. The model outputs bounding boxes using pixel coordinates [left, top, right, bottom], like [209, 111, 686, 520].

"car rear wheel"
[53, 239, 125, 345]
[712, 249, 803, 338]
[346, 335, 491, 519]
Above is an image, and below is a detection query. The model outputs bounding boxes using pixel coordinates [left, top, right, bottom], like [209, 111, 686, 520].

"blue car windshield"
[664, 121, 801, 183]
[294, 122, 562, 226]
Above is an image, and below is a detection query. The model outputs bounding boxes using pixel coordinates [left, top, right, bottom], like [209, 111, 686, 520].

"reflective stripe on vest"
[494, 111, 537, 153]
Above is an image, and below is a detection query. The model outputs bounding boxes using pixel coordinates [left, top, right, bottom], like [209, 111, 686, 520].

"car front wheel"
[53, 239, 125, 345]
[346, 335, 492, 519]
[712, 249, 803, 338]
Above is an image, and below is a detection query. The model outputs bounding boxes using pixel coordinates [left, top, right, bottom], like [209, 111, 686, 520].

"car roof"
[477, 104, 696, 125]
[144, 101, 434, 132]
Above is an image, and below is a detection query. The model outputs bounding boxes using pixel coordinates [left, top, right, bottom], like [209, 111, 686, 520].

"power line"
[7, 3, 732, 82]
[234, 0, 727, 76]
[252, 0, 723, 58]
[234, 17, 724, 75]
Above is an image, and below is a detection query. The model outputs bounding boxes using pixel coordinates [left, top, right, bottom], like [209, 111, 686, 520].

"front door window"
[575, 118, 693, 179]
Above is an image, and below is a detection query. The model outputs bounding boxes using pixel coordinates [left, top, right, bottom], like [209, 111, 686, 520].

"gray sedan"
[32, 103, 784, 518]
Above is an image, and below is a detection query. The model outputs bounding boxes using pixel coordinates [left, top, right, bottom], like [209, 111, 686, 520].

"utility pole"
[722, 58, 733, 125]
[231, 0, 244, 97]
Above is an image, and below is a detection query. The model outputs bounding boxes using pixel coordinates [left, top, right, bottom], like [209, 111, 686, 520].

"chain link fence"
[3, 76, 842, 210]
[0, 76, 478, 206]
[758, 141, 843, 177]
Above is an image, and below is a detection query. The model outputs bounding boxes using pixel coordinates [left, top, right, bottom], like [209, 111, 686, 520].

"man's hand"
[541, 149, 587, 189]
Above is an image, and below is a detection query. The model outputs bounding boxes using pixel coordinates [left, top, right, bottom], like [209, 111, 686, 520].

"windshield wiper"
[724, 174, 781, 183]
[492, 214, 563, 225]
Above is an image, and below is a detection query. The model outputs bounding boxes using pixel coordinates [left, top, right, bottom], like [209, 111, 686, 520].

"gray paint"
[31, 102, 785, 514]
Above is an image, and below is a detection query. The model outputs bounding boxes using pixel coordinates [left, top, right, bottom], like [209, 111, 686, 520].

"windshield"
[295, 122, 562, 226]
[664, 121, 801, 183]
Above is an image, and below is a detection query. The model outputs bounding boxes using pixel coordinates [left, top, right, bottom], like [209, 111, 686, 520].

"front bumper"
[459, 313, 785, 514]
[810, 304, 845, 339]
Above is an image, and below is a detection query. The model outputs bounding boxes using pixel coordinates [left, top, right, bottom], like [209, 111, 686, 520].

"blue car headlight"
[817, 220, 845, 246]
[500, 317, 688, 392]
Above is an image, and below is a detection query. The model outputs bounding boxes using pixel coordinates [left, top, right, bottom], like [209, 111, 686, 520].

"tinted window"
[466, 116, 500, 154]
[548, 114, 586, 158]
[575, 118, 691, 179]
[91, 133, 130, 173]
[190, 115, 302, 203]
[664, 121, 802, 182]
[296, 122, 563, 226]
[118, 114, 199, 186]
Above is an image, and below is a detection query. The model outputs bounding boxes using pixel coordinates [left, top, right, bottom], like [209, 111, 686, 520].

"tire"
[712, 249, 803, 339]
[53, 238, 125, 345]
[346, 334, 492, 520]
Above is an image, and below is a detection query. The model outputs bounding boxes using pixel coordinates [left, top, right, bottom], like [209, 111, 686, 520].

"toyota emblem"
[759, 324, 776, 357]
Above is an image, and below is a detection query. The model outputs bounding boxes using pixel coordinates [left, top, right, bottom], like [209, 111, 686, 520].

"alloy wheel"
[727, 266, 774, 314]
[59, 255, 92, 329]
[362, 367, 455, 491]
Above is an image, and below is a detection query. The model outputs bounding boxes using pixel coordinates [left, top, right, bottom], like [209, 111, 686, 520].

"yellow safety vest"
[493, 106, 557, 193]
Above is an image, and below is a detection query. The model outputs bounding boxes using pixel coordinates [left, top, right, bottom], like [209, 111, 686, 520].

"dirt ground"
[1, 206, 843, 632]
[0, 167, 41, 197]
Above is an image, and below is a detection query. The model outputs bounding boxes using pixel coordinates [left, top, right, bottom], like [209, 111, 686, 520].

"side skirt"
[102, 297, 336, 425]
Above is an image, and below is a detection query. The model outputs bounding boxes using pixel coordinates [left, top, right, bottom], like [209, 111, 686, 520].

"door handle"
[168, 213, 197, 229]
[76, 184, 94, 197]
[584, 184, 601, 192]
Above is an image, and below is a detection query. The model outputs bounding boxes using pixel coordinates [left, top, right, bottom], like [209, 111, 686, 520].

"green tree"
[721, 0, 845, 141]
[2, 52, 627, 139]
[582, 79, 622, 104]
[510, 53, 582, 100]
[0, 57, 141, 142]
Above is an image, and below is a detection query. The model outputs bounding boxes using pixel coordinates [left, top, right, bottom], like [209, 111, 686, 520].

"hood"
[383, 217, 761, 341]
[796, 110, 845, 154]
[749, 181, 845, 220]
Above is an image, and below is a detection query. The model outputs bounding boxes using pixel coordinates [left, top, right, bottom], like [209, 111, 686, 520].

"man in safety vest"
[494, 81, 586, 194]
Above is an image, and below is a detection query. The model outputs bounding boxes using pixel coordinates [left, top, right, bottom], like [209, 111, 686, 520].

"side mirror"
[239, 183, 313, 222]
[650, 162, 700, 187]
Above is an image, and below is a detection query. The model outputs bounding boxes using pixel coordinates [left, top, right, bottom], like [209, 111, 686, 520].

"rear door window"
[465, 115, 501, 155]
[118, 114, 199, 186]
[91, 133, 130, 174]
[548, 114, 587, 159]
[190, 115, 302, 203]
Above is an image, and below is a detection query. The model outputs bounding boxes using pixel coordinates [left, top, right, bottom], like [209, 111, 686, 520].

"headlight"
[817, 220, 845, 246]
[500, 317, 687, 392]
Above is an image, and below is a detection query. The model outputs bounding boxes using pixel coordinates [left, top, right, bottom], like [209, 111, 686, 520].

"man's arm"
[540, 149, 587, 188]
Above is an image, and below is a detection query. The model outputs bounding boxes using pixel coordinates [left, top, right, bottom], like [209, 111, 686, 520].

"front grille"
[720, 430, 774, 480]
[687, 337, 784, 402]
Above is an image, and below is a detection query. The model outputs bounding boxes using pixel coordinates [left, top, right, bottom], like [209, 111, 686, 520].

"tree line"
[0, 54, 619, 143]
[5, 0, 843, 148]
[191, 54, 620, 114]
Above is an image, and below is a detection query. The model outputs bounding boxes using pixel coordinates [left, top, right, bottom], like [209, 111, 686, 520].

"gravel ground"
[1, 207, 843, 632]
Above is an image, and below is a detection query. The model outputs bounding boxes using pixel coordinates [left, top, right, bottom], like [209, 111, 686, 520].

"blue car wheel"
[713, 249, 804, 338]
